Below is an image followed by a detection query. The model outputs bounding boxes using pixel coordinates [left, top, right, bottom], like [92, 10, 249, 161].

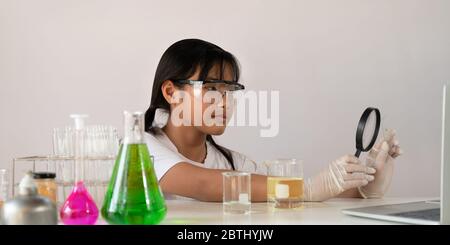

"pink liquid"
[60, 181, 99, 225]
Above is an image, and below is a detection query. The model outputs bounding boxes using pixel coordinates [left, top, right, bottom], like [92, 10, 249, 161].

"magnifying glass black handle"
[355, 150, 361, 158]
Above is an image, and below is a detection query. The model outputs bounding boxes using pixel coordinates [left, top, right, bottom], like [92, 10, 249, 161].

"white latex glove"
[359, 129, 402, 198]
[304, 155, 376, 201]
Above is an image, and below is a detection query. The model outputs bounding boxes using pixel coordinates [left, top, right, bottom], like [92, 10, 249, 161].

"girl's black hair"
[145, 39, 240, 170]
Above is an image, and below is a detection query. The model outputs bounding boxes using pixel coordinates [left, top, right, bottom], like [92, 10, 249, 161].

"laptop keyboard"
[390, 208, 440, 221]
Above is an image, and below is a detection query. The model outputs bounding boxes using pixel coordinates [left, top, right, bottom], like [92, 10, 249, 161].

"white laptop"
[342, 85, 450, 225]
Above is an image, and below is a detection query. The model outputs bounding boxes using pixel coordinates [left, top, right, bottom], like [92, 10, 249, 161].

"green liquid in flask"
[101, 111, 166, 225]
[102, 144, 166, 224]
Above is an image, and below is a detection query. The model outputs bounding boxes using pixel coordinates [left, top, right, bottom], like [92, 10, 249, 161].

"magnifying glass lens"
[362, 111, 377, 148]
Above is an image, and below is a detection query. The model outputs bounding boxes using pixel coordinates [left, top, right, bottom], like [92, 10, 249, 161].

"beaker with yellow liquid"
[267, 159, 303, 209]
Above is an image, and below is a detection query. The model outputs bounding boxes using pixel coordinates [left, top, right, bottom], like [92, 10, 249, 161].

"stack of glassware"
[53, 125, 119, 157]
[52, 124, 119, 208]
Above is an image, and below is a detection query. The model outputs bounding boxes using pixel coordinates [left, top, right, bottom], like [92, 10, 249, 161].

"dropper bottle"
[60, 114, 99, 225]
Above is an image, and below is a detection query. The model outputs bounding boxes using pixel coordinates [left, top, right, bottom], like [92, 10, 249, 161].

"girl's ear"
[161, 80, 177, 104]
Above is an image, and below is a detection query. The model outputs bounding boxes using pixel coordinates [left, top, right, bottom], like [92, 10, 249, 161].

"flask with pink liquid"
[60, 114, 99, 225]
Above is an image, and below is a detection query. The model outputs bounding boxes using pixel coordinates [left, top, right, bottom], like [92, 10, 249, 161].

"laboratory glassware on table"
[222, 172, 251, 214]
[59, 115, 99, 225]
[101, 111, 167, 225]
[10, 115, 120, 219]
[267, 159, 304, 209]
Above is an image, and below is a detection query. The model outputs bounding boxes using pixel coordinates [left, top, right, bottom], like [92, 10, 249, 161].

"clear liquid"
[101, 144, 167, 225]
[223, 201, 251, 214]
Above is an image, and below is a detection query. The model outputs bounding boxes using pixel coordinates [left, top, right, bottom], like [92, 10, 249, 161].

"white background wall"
[1, 0, 449, 197]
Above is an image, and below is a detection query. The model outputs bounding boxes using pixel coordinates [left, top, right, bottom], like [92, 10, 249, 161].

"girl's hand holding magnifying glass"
[359, 129, 403, 198]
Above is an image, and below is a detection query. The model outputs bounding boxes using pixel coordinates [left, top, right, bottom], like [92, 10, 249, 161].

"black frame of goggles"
[172, 79, 245, 91]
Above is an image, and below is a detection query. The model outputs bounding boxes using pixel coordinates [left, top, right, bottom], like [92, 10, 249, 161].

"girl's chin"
[201, 126, 227, 135]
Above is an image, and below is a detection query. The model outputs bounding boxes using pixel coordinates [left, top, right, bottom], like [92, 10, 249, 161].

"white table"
[156, 197, 435, 225]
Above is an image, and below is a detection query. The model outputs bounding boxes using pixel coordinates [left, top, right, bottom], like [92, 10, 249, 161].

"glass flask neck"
[70, 114, 88, 183]
[71, 127, 88, 183]
[123, 111, 145, 144]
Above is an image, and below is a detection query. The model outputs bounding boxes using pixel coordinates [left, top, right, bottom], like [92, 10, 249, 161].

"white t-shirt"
[144, 128, 262, 182]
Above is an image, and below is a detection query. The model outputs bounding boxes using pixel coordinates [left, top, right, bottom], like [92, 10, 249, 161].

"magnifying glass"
[354, 107, 381, 158]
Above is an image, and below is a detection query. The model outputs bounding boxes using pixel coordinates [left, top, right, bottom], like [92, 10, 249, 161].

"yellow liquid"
[267, 177, 304, 208]
[35, 180, 58, 203]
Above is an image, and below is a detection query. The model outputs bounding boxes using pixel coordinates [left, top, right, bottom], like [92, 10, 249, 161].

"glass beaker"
[101, 111, 167, 225]
[267, 159, 304, 209]
[222, 172, 251, 214]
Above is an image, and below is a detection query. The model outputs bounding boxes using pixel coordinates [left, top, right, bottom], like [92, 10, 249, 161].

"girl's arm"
[160, 162, 268, 202]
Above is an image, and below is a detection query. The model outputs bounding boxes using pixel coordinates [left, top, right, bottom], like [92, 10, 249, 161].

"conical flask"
[60, 114, 99, 225]
[101, 111, 167, 224]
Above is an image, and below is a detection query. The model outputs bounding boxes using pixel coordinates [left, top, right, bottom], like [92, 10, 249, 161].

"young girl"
[143, 39, 402, 202]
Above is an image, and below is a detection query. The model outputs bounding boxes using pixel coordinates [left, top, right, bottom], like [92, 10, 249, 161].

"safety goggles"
[172, 80, 245, 95]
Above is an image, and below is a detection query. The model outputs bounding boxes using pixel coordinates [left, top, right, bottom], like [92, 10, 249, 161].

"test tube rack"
[11, 155, 115, 208]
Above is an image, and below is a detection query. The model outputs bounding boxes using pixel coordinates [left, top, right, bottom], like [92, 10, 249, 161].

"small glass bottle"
[32, 172, 57, 204]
